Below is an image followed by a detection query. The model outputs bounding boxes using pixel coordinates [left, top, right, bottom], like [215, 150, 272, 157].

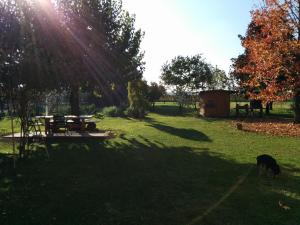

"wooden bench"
[236, 104, 249, 117]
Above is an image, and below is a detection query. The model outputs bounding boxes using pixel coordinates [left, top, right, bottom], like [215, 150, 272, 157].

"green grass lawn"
[0, 103, 300, 225]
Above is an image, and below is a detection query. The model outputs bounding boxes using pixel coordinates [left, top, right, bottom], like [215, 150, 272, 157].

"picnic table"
[35, 116, 53, 135]
[35, 115, 96, 134]
[64, 115, 95, 132]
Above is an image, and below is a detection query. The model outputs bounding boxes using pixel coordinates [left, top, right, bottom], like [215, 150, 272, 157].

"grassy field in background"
[0, 102, 299, 225]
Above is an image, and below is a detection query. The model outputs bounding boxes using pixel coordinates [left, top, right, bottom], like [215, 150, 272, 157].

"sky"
[122, 0, 260, 83]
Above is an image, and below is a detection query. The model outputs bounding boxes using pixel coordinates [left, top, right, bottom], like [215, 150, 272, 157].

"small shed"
[199, 90, 231, 118]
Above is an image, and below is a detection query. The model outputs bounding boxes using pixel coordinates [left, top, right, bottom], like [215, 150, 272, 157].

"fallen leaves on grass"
[234, 118, 300, 137]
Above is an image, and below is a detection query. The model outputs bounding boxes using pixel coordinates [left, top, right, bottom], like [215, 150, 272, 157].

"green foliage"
[128, 79, 149, 118]
[0, 0, 145, 115]
[161, 55, 214, 110]
[209, 66, 232, 90]
[95, 112, 105, 120]
[161, 55, 233, 93]
[102, 106, 124, 117]
[147, 82, 166, 107]
[174, 87, 190, 109]
[161, 55, 213, 91]
[81, 104, 97, 115]
[55, 0, 145, 107]
[124, 107, 136, 117]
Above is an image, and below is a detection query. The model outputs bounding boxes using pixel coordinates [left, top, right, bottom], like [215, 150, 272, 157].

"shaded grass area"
[147, 122, 212, 142]
[0, 103, 300, 225]
[151, 102, 197, 117]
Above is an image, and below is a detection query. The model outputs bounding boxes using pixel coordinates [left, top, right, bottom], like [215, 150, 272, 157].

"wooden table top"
[35, 115, 93, 119]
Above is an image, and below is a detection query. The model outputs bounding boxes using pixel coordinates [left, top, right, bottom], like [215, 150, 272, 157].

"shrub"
[124, 107, 137, 118]
[102, 106, 124, 117]
[81, 104, 97, 114]
[95, 112, 104, 120]
[128, 80, 149, 118]
[124, 107, 148, 118]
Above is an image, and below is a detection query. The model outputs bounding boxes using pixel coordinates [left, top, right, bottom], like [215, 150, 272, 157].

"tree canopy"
[127, 79, 149, 118]
[161, 55, 213, 93]
[0, 0, 145, 114]
[161, 54, 231, 92]
[147, 82, 166, 108]
[232, 0, 300, 121]
[209, 66, 232, 90]
[0, 0, 145, 156]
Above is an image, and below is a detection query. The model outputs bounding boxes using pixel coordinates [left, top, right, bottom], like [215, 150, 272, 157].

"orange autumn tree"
[238, 0, 300, 122]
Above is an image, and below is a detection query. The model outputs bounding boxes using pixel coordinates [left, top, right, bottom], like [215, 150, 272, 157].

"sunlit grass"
[0, 103, 299, 225]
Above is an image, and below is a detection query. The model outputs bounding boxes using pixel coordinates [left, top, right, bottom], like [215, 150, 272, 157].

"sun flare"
[24, 0, 54, 8]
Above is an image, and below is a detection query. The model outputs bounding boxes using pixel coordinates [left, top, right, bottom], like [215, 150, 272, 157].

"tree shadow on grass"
[147, 123, 212, 142]
[0, 138, 299, 225]
[152, 104, 196, 117]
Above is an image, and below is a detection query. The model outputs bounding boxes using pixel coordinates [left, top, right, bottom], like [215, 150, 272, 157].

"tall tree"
[127, 79, 149, 118]
[147, 82, 166, 109]
[0, 0, 145, 156]
[161, 55, 213, 92]
[209, 66, 230, 90]
[0, 0, 145, 115]
[54, 0, 145, 113]
[235, 0, 300, 121]
[0, 0, 53, 157]
[161, 55, 213, 109]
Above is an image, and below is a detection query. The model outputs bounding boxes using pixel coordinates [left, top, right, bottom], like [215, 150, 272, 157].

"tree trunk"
[265, 102, 270, 115]
[70, 85, 80, 116]
[0, 98, 3, 113]
[294, 90, 300, 123]
[296, 1, 300, 124]
[179, 103, 183, 112]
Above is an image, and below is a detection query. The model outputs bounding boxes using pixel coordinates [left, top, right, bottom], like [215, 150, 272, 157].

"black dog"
[257, 154, 281, 177]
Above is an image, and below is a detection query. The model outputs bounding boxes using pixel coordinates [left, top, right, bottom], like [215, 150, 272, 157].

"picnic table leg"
[81, 119, 86, 132]
[45, 118, 50, 135]
[35, 119, 42, 135]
